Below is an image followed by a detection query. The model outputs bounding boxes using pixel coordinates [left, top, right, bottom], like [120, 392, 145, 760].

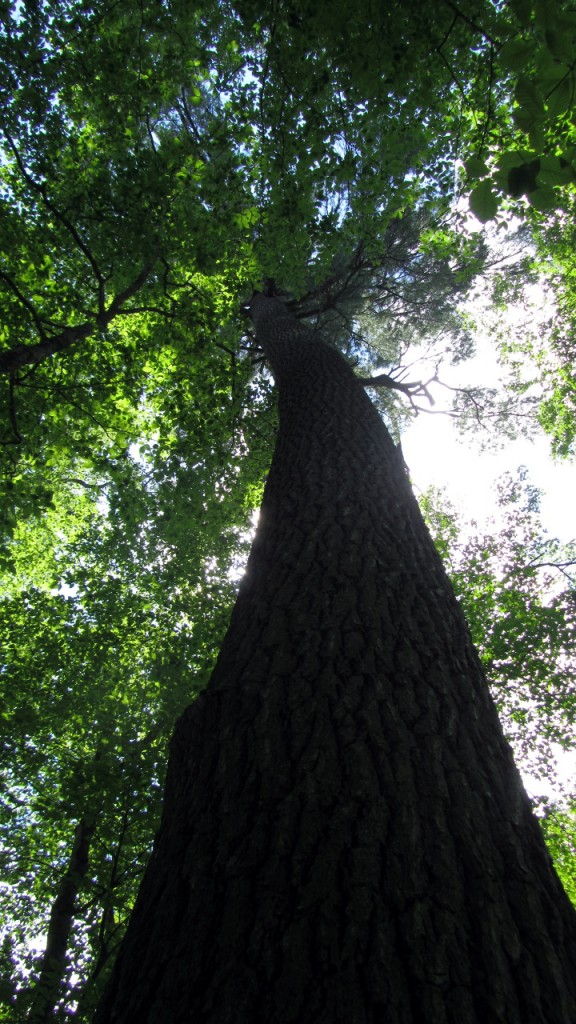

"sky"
[395, 256, 576, 799]
[398, 226, 575, 544]
[403, 410, 576, 543]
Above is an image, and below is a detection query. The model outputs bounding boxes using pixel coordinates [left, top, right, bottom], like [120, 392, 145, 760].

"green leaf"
[528, 124, 546, 152]
[527, 186, 558, 211]
[536, 155, 575, 187]
[496, 150, 537, 172]
[544, 29, 574, 63]
[507, 0, 532, 28]
[545, 75, 576, 119]
[499, 39, 537, 73]
[507, 159, 541, 197]
[514, 76, 546, 125]
[464, 156, 489, 178]
[469, 180, 499, 222]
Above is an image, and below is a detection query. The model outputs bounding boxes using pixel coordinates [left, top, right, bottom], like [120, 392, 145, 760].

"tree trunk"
[94, 295, 576, 1023]
[29, 816, 95, 1024]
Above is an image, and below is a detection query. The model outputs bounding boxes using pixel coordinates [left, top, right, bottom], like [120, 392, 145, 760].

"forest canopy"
[1, 0, 576, 1019]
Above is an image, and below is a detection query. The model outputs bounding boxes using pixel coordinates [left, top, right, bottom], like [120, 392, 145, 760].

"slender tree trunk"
[94, 295, 576, 1023]
[28, 816, 95, 1024]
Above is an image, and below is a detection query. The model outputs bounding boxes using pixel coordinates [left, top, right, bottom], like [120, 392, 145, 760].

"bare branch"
[358, 372, 436, 406]
[526, 559, 576, 583]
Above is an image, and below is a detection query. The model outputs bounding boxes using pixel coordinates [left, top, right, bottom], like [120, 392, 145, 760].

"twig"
[0, 269, 48, 340]
[443, 0, 498, 47]
[4, 132, 107, 311]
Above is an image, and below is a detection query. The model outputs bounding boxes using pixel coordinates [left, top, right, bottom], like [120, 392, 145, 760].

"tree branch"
[527, 559, 576, 583]
[100, 260, 156, 323]
[0, 261, 156, 375]
[358, 372, 436, 406]
[0, 269, 48, 340]
[4, 132, 107, 312]
[443, 0, 498, 47]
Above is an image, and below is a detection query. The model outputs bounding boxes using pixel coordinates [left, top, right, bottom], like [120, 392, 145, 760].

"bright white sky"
[403, 412, 576, 543]
[399, 222, 575, 544]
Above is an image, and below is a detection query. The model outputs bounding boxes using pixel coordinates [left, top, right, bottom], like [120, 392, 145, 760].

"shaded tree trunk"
[94, 295, 576, 1023]
[29, 816, 95, 1024]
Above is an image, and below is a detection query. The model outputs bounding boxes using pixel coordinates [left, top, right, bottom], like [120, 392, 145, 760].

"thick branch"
[0, 322, 94, 375]
[0, 261, 156, 375]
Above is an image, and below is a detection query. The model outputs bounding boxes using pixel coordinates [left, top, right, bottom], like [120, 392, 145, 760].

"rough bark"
[94, 295, 576, 1024]
[29, 816, 95, 1024]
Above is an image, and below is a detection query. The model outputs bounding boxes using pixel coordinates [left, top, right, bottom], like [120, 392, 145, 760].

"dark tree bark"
[94, 295, 576, 1023]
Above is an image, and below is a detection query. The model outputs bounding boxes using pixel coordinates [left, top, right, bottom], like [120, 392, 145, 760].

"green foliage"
[469, 181, 500, 224]
[539, 801, 576, 906]
[484, 203, 576, 456]
[462, 0, 576, 219]
[532, 198, 576, 455]
[0, 433, 267, 1016]
[421, 472, 576, 893]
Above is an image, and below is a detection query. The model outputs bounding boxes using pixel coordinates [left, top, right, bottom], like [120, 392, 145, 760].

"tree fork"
[94, 294, 576, 1023]
[0, 260, 156, 376]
